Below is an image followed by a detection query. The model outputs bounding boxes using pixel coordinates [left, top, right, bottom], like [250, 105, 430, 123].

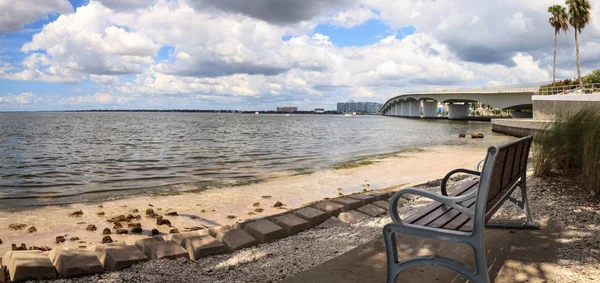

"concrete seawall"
[533, 93, 600, 120]
[491, 119, 552, 137]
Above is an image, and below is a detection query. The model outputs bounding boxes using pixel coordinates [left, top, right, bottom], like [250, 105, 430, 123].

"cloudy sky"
[1, 0, 599, 111]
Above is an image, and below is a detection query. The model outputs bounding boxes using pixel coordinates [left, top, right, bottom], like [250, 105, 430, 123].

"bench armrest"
[440, 169, 481, 196]
[389, 187, 476, 225]
[475, 158, 485, 172]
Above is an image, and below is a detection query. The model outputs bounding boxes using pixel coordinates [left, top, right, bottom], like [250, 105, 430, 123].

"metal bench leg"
[487, 178, 540, 230]
[383, 224, 490, 283]
[383, 225, 400, 283]
[472, 235, 492, 283]
[519, 178, 539, 228]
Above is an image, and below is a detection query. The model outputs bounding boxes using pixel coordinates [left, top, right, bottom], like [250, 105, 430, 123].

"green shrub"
[534, 107, 600, 194]
[583, 69, 600, 84]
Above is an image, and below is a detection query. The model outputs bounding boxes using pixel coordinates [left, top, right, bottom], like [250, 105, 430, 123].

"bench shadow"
[282, 219, 562, 283]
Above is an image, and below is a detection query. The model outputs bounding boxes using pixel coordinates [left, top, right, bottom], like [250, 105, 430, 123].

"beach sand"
[0, 136, 514, 257]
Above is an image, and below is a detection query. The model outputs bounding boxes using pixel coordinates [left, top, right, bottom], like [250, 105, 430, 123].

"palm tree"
[548, 5, 569, 85]
[566, 0, 592, 86]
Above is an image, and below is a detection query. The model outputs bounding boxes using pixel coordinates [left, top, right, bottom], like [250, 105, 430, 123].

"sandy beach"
[0, 136, 513, 258]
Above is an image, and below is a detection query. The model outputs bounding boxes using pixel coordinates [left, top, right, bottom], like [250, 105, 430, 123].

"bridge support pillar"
[448, 103, 470, 120]
[400, 102, 409, 116]
[408, 101, 420, 117]
[393, 104, 400, 116]
[422, 101, 438, 118]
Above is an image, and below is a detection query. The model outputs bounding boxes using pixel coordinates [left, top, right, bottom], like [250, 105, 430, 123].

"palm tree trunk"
[553, 31, 557, 85]
[575, 30, 582, 85]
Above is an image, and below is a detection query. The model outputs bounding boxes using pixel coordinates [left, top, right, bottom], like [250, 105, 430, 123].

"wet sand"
[0, 136, 513, 257]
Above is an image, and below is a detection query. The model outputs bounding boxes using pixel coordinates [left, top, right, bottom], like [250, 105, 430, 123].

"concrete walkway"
[283, 219, 560, 283]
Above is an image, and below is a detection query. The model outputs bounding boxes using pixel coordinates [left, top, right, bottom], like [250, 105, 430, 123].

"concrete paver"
[369, 192, 392, 201]
[348, 194, 376, 205]
[312, 202, 345, 217]
[332, 198, 362, 211]
[243, 219, 286, 243]
[216, 228, 258, 252]
[337, 210, 370, 224]
[166, 230, 210, 245]
[293, 207, 329, 226]
[316, 217, 349, 229]
[100, 245, 148, 271]
[372, 201, 389, 210]
[8, 252, 57, 282]
[53, 249, 104, 278]
[142, 240, 189, 260]
[272, 214, 311, 235]
[134, 236, 165, 253]
[181, 235, 227, 260]
[357, 204, 387, 217]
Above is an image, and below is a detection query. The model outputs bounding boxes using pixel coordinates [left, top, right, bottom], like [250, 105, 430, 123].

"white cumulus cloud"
[0, 0, 73, 32]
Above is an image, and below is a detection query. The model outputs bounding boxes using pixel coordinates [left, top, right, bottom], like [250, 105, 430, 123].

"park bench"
[383, 135, 539, 283]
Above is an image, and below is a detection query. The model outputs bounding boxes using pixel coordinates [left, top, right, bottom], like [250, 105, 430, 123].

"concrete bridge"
[380, 84, 541, 119]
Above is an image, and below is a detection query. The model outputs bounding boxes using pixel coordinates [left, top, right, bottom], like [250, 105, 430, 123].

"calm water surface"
[0, 112, 504, 206]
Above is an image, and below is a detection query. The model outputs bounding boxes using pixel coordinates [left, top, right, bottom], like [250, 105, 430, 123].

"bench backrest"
[473, 136, 533, 229]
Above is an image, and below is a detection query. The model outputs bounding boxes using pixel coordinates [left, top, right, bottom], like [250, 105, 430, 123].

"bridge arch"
[380, 86, 537, 119]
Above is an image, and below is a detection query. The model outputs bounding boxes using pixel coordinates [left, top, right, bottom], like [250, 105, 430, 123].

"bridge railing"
[402, 82, 548, 95]
[535, 83, 600, 95]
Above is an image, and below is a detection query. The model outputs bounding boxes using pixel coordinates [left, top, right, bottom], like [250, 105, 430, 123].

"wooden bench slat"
[427, 198, 476, 229]
[403, 180, 479, 224]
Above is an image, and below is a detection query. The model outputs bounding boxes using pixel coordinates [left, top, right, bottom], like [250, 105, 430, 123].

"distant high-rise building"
[276, 107, 298, 112]
[336, 101, 382, 114]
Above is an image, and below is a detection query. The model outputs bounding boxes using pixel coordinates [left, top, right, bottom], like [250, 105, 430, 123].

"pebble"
[113, 222, 123, 229]
[8, 223, 27, 230]
[131, 227, 143, 233]
[96, 211, 105, 216]
[169, 228, 179, 234]
[108, 215, 127, 223]
[131, 208, 139, 213]
[102, 236, 113, 244]
[255, 208, 264, 213]
[157, 218, 171, 226]
[27, 226, 37, 233]
[151, 228, 160, 236]
[128, 223, 142, 228]
[86, 224, 97, 231]
[274, 201, 283, 207]
[12, 243, 27, 250]
[262, 195, 272, 199]
[69, 237, 80, 241]
[252, 202, 260, 207]
[69, 210, 84, 217]
[226, 215, 236, 220]
[56, 236, 66, 244]
[166, 211, 178, 216]
[116, 229, 128, 235]
[146, 208, 155, 216]
[103, 228, 111, 235]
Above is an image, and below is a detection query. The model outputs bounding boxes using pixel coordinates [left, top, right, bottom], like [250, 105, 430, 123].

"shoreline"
[0, 137, 514, 258]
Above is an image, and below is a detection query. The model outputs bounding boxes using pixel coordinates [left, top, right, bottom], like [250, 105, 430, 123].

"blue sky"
[0, 0, 596, 111]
